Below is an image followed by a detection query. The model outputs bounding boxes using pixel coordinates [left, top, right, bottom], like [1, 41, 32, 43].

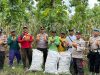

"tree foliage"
[0, 0, 100, 35]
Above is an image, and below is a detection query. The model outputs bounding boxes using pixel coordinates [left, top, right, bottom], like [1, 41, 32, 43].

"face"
[40, 29, 45, 34]
[23, 28, 28, 33]
[60, 33, 65, 38]
[69, 31, 74, 35]
[76, 34, 81, 39]
[51, 32, 56, 36]
[11, 32, 16, 36]
[92, 31, 99, 37]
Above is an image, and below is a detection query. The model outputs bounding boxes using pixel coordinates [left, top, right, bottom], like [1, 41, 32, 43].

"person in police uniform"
[88, 29, 100, 75]
[0, 29, 7, 71]
[72, 31, 85, 75]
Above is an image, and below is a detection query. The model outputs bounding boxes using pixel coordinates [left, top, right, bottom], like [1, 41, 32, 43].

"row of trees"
[0, 0, 100, 36]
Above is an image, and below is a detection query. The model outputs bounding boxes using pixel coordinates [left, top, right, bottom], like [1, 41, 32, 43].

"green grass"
[0, 57, 89, 75]
[0, 64, 89, 75]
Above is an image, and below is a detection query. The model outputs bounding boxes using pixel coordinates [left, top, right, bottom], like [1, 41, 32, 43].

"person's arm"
[29, 35, 34, 42]
[18, 35, 24, 43]
[43, 34, 48, 42]
[54, 36, 60, 46]
[7, 36, 13, 45]
[77, 40, 85, 51]
[48, 37, 51, 45]
[36, 34, 40, 42]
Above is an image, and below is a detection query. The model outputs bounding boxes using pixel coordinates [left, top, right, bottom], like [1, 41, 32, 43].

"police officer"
[72, 31, 85, 75]
[88, 29, 100, 75]
[0, 29, 7, 71]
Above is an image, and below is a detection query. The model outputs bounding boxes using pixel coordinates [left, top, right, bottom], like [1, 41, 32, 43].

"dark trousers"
[21, 48, 32, 68]
[9, 50, 21, 66]
[37, 48, 48, 66]
[0, 51, 5, 70]
[88, 52, 100, 73]
[73, 58, 84, 75]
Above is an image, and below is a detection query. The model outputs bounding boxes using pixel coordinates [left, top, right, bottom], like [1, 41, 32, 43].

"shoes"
[12, 66, 15, 69]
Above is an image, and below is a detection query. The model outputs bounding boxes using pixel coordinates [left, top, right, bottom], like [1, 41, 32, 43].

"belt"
[91, 49, 100, 53]
[68, 46, 72, 48]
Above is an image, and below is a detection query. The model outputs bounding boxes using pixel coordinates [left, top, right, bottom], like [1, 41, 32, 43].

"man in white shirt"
[66, 29, 76, 53]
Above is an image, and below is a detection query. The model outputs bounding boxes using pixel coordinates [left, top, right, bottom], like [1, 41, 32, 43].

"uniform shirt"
[7, 36, 20, 51]
[58, 37, 67, 52]
[89, 36, 100, 50]
[37, 33, 48, 48]
[48, 36, 60, 51]
[72, 38, 85, 58]
[0, 34, 7, 51]
[66, 35, 76, 53]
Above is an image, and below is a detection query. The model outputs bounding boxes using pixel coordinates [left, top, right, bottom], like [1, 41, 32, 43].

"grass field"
[0, 56, 89, 75]
[0, 63, 89, 75]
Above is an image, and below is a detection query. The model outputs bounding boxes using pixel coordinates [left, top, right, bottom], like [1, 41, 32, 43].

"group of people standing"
[0, 26, 100, 75]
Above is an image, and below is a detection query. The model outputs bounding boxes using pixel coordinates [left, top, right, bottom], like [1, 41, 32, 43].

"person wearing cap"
[87, 29, 100, 75]
[18, 26, 34, 70]
[48, 30, 60, 52]
[72, 31, 85, 75]
[7, 30, 21, 69]
[66, 29, 76, 53]
[66, 29, 76, 74]
[0, 29, 7, 70]
[36, 27, 48, 67]
[58, 32, 69, 52]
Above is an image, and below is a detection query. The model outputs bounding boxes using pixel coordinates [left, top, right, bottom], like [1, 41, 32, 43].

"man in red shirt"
[18, 26, 34, 70]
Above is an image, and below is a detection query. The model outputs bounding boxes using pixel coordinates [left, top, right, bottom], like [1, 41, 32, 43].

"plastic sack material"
[58, 51, 71, 75]
[44, 50, 59, 74]
[29, 49, 43, 71]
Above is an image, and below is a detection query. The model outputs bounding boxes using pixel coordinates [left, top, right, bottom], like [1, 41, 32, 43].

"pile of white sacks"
[29, 49, 71, 75]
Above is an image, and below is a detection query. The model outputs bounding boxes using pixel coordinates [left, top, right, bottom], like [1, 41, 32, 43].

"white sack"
[44, 50, 59, 74]
[29, 49, 43, 71]
[58, 51, 71, 74]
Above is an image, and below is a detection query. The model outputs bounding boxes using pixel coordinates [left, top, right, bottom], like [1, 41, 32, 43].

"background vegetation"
[0, 0, 100, 36]
[0, 0, 100, 75]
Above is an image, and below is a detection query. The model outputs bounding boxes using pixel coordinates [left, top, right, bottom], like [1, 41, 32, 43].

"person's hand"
[36, 34, 40, 41]
[72, 42, 77, 48]
[96, 40, 100, 47]
[65, 41, 69, 47]
[43, 35, 47, 41]
[12, 36, 16, 41]
[0, 40, 4, 45]
[50, 39, 54, 43]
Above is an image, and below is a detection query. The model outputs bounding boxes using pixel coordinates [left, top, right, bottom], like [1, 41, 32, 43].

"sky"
[88, 0, 99, 8]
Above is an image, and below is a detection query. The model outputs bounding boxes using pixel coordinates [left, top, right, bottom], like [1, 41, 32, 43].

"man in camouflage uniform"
[88, 29, 100, 75]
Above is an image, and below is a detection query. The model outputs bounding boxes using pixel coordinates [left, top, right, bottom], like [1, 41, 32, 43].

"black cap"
[76, 31, 82, 35]
[51, 30, 56, 33]
[69, 29, 74, 32]
[93, 28, 100, 32]
[0, 29, 2, 32]
[40, 27, 44, 30]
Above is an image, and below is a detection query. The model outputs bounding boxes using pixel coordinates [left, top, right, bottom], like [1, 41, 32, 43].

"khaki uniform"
[88, 36, 100, 73]
[72, 38, 85, 75]
[72, 38, 85, 58]
[0, 34, 7, 70]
